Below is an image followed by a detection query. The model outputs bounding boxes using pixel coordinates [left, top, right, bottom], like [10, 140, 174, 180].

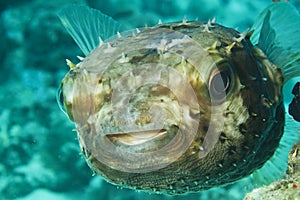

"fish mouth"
[106, 129, 168, 145]
[105, 127, 178, 153]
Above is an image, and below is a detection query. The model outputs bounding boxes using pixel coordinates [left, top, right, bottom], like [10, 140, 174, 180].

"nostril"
[202, 126, 209, 132]
[189, 109, 200, 119]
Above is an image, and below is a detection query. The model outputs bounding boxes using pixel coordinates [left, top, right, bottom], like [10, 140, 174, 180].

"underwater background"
[0, 0, 300, 199]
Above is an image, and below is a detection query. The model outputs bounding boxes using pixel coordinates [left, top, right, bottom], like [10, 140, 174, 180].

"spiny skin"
[60, 21, 284, 194]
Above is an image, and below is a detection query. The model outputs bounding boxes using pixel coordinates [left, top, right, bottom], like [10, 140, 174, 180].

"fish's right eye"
[56, 85, 66, 114]
[208, 63, 233, 104]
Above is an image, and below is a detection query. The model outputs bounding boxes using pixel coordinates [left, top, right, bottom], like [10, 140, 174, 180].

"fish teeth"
[136, 28, 141, 33]
[158, 19, 162, 25]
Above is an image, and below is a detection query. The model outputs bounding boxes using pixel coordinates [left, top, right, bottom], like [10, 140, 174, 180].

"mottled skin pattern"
[60, 21, 284, 194]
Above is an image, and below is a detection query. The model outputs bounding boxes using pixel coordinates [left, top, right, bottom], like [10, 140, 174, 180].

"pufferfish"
[57, 2, 300, 194]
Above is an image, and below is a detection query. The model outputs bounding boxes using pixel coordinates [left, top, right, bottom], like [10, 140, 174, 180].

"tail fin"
[250, 3, 300, 82]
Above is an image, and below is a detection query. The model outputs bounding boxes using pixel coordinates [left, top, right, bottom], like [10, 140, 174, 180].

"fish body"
[57, 3, 300, 194]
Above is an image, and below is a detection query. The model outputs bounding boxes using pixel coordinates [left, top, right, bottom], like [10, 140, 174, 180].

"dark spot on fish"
[219, 132, 227, 143]
[104, 94, 111, 102]
[176, 50, 183, 54]
[135, 186, 142, 190]
[199, 137, 204, 143]
[224, 111, 235, 117]
[191, 145, 200, 153]
[168, 184, 174, 190]
[159, 23, 200, 31]
[129, 49, 159, 63]
[81, 146, 92, 159]
[146, 48, 158, 55]
[238, 123, 247, 134]
[261, 95, 272, 107]
[246, 103, 257, 117]
[243, 145, 249, 150]
[202, 126, 208, 132]
[228, 145, 237, 155]
[190, 110, 200, 119]
[176, 190, 185, 194]
[179, 178, 185, 184]
[185, 186, 190, 192]
[248, 97, 272, 122]
[252, 130, 261, 138]
[218, 160, 224, 168]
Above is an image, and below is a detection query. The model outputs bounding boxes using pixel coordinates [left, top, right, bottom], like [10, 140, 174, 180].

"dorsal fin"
[250, 3, 300, 82]
[58, 5, 121, 56]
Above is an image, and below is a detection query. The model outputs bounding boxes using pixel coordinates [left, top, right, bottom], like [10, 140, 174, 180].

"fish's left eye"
[208, 63, 233, 103]
[56, 85, 66, 114]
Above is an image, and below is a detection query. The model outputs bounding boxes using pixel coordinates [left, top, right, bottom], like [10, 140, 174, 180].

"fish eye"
[208, 63, 233, 103]
[56, 85, 66, 114]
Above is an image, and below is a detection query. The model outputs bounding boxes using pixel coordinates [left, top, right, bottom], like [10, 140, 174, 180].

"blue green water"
[0, 0, 300, 199]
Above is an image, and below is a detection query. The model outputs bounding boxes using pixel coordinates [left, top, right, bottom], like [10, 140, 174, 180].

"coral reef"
[244, 141, 300, 200]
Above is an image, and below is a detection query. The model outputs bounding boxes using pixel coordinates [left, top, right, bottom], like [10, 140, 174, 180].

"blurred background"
[0, 0, 299, 199]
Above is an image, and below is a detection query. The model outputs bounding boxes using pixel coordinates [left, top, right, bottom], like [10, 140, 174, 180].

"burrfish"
[57, 2, 300, 194]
